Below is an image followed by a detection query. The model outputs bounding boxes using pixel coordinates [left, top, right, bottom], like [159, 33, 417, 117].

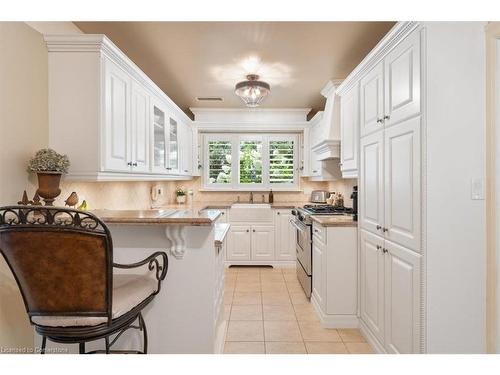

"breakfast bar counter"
[36, 208, 228, 354]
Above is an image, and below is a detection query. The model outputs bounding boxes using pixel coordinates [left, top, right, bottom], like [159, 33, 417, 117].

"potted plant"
[175, 188, 187, 204]
[27, 148, 70, 206]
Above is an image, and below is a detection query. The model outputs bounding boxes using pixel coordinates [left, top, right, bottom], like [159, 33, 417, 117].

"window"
[203, 134, 298, 190]
[207, 139, 232, 185]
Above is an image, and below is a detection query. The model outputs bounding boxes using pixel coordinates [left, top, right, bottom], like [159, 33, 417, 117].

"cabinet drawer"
[312, 222, 326, 244]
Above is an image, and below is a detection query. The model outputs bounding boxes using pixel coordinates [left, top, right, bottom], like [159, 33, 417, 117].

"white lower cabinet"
[360, 230, 385, 343]
[312, 241, 325, 309]
[360, 229, 421, 353]
[274, 210, 296, 261]
[226, 225, 251, 261]
[225, 209, 295, 265]
[311, 222, 358, 327]
[250, 226, 275, 262]
[384, 239, 421, 354]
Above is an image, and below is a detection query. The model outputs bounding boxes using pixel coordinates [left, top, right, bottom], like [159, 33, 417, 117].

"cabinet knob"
[277, 212, 280, 215]
[377, 118, 383, 123]
[383, 248, 388, 254]
[253, 229, 256, 232]
[166, 167, 172, 170]
[376, 225, 382, 230]
[376, 245, 382, 250]
[127, 162, 132, 166]
[132, 162, 138, 167]
[384, 115, 390, 120]
[246, 229, 249, 233]
[312, 170, 318, 173]
[383, 227, 388, 232]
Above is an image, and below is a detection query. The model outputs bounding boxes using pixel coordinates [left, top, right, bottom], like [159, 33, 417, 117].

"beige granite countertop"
[91, 208, 221, 226]
[310, 214, 358, 227]
[214, 223, 231, 247]
[160, 202, 302, 210]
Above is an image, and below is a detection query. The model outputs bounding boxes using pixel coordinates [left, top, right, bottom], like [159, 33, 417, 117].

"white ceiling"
[75, 22, 395, 118]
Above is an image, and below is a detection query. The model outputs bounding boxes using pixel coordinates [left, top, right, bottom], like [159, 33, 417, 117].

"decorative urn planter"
[176, 195, 186, 204]
[36, 172, 62, 206]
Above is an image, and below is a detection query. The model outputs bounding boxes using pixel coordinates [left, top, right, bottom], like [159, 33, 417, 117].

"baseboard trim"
[311, 294, 359, 328]
[359, 319, 386, 354]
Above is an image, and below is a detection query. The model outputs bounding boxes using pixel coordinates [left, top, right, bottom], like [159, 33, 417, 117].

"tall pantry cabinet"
[337, 22, 486, 353]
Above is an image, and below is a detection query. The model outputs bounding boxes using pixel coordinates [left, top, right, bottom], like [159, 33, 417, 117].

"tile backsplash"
[54, 177, 335, 210]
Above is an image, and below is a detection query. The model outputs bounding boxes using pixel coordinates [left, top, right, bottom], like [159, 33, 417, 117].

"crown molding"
[335, 21, 421, 96]
[320, 79, 344, 98]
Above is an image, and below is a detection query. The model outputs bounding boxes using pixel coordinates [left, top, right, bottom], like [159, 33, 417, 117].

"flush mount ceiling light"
[234, 74, 271, 107]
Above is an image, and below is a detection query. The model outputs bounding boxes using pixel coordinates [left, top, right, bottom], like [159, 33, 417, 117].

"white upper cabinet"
[384, 239, 421, 354]
[180, 121, 193, 175]
[384, 31, 421, 127]
[360, 131, 384, 236]
[384, 117, 421, 252]
[151, 99, 168, 173]
[339, 83, 359, 177]
[130, 81, 150, 172]
[45, 35, 193, 181]
[360, 230, 385, 344]
[103, 58, 131, 172]
[360, 62, 384, 137]
[167, 116, 179, 173]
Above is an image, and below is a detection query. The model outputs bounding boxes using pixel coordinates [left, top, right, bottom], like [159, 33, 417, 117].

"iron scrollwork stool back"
[0, 206, 168, 354]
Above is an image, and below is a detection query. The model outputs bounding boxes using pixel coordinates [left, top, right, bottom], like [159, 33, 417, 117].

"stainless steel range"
[291, 205, 353, 297]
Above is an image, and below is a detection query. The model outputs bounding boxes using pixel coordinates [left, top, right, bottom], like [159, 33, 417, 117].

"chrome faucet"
[249, 192, 253, 203]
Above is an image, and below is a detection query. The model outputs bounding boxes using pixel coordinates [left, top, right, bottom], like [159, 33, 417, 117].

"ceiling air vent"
[196, 96, 223, 102]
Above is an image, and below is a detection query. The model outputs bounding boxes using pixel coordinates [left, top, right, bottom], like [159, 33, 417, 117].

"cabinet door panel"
[251, 226, 275, 262]
[167, 116, 179, 173]
[340, 83, 359, 176]
[312, 242, 324, 308]
[360, 62, 384, 137]
[131, 82, 149, 172]
[384, 240, 421, 354]
[360, 230, 385, 344]
[275, 211, 296, 261]
[384, 116, 421, 252]
[226, 226, 251, 261]
[151, 100, 168, 174]
[360, 131, 384, 235]
[180, 122, 193, 175]
[384, 31, 421, 127]
[104, 59, 130, 171]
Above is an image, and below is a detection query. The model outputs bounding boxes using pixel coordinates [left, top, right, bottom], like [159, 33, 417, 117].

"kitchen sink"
[230, 203, 273, 222]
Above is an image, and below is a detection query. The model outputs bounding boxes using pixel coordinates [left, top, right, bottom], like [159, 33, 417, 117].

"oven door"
[290, 218, 312, 275]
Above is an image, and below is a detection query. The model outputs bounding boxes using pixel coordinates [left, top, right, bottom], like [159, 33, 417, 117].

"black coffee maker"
[350, 186, 358, 222]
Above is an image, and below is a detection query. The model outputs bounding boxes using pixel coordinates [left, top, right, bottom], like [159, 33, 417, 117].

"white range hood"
[310, 80, 343, 160]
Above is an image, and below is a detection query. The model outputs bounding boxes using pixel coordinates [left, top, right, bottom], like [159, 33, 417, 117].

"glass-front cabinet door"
[152, 103, 167, 173]
[167, 116, 179, 173]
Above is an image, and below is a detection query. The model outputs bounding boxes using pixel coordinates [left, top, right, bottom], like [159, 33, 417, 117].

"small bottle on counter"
[269, 189, 274, 204]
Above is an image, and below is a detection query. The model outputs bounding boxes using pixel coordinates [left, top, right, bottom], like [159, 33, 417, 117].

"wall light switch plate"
[471, 178, 484, 200]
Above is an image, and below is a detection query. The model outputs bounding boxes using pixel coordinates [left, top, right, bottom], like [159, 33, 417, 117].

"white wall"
[0, 21, 51, 351]
[425, 22, 486, 353]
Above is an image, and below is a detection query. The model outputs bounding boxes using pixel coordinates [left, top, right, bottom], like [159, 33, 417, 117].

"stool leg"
[79, 342, 85, 354]
[40, 336, 47, 354]
[139, 313, 148, 354]
[105, 336, 110, 354]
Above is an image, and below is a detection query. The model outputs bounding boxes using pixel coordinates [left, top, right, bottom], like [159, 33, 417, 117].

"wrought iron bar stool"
[0, 206, 168, 354]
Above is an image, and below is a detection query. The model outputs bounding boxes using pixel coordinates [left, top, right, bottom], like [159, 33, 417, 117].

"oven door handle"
[290, 218, 308, 232]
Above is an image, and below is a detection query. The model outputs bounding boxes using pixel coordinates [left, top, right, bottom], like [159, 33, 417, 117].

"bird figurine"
[77, 199, 88, 211]
[64, 192, 79, 208]
[32, 192, 42, 206]
[18, 190, 30, 205]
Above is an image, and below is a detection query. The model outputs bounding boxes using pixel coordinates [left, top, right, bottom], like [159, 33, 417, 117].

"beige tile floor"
[222, 266, 374, 354]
